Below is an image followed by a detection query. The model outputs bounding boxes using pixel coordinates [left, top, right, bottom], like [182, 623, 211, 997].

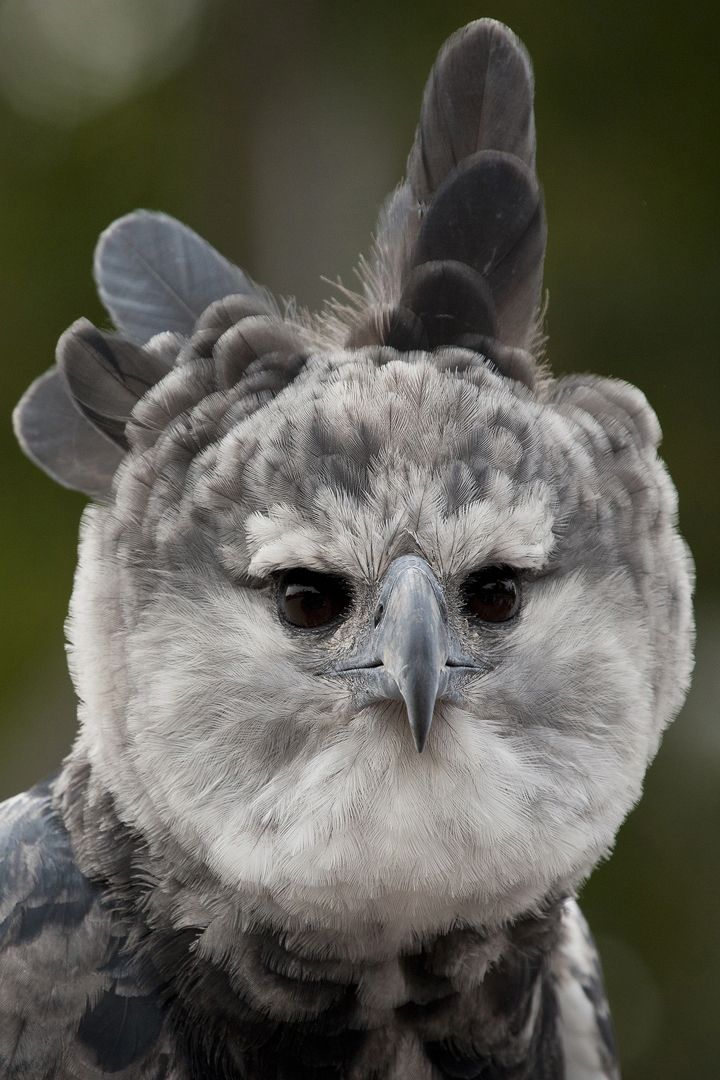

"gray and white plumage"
[2, 18, 693, 1080]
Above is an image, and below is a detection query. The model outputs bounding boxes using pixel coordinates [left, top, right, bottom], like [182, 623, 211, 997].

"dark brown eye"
[277, 569, 351, 630]
[461, 566, 520, 623]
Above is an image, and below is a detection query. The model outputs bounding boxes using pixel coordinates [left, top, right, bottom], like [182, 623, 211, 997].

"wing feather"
[553, 899, 621, 1080]
[0, 780, 170, 1079]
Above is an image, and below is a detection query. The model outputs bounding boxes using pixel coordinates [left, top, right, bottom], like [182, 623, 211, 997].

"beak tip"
[409, 715, 431, 754]
[400, 677, 439, 756]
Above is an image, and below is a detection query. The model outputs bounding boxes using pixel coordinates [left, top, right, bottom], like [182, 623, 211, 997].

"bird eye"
[461, 566, 520, 623]
[277, 568, 352, 630]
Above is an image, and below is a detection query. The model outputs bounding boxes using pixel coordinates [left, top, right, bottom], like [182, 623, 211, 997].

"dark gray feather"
[399, 260, 497, 346]
[0, 781, 172, 1079]
[0, 781, 103, 1077]
[12, 368, 124, 496]
[77, 988, 164, 1074]
[213, 316, 307, 389]
[364, 18, 545, 358]
[0, 779, 97, 946]
[195, 292, 277, 335]
[57, 317, 173, 447]
[413, 150, 546, 349]
[93, 210, 269, 344]
[407, 18, 536, 205]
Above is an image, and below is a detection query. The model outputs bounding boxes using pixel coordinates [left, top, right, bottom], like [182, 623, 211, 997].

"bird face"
[66, 350, 688, 936]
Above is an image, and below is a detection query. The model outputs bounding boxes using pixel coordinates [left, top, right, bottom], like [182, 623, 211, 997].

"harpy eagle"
[1, 18, 694, 1080]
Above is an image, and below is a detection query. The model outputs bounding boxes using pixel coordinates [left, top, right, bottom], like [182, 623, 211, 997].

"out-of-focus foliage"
[0, 2, 717, 1076]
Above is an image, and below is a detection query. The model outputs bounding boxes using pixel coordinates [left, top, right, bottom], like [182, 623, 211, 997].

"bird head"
[13, 20, 693, 936]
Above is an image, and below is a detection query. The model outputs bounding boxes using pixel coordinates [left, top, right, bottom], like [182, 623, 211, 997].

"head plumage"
[14, 19, 545, 496]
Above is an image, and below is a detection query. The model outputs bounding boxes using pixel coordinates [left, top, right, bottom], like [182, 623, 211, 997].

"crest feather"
[57, 318, 173, 448]
[355, 18, 545, 374]
[93, 210, 274, 344]
[12, 369, 124, 497]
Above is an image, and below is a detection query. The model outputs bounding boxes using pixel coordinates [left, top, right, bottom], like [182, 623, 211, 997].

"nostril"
[373, 603, 384, 628]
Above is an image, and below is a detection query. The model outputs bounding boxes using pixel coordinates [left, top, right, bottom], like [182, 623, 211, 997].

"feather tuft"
[12, 369, 124, 496]
[352, 18, 545, 364]
[57, 318, 173, 447]
[93, 210, 275, 344]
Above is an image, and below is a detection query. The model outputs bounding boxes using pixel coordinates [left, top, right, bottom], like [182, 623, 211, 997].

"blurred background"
[0, 0, 717, 1074]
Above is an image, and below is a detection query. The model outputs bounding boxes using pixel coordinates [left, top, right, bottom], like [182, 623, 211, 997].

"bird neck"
[56, 751, 566, 1077]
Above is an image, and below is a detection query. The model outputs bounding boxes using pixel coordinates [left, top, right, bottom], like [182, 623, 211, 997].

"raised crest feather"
[360, 17, 545, 360]
[57, 318, 174, 448]
[406, 19, 536, 202]
[12, 369, 124, 496]
[93, 210, 273, 344]
[14, 18, 547, 497]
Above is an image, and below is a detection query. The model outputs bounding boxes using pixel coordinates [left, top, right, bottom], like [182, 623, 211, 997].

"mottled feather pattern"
[553, 901, 620, 1080]
[0, 783, 147, 1078]
[3, 16, 694, 1080]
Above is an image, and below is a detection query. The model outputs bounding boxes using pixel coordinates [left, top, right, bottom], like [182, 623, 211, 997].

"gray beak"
[335, 555, 489, 753]
[376, 558, 449, 752]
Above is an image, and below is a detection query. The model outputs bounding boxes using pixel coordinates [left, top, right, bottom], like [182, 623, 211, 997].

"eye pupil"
[278, 570, 351, 630]
[461, 567, 520, 623]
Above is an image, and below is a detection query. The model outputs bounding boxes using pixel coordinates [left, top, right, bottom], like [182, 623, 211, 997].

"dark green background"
[1, 2, 717, 1075]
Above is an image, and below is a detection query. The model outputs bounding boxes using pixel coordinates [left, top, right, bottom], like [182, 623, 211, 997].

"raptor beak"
[373, 557, 449, 753]
[334, 556, 490, 752]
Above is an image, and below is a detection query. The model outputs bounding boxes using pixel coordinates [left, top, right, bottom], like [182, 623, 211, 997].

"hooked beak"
[335, 556, 489, 753]
[377, 558, 449, 752]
